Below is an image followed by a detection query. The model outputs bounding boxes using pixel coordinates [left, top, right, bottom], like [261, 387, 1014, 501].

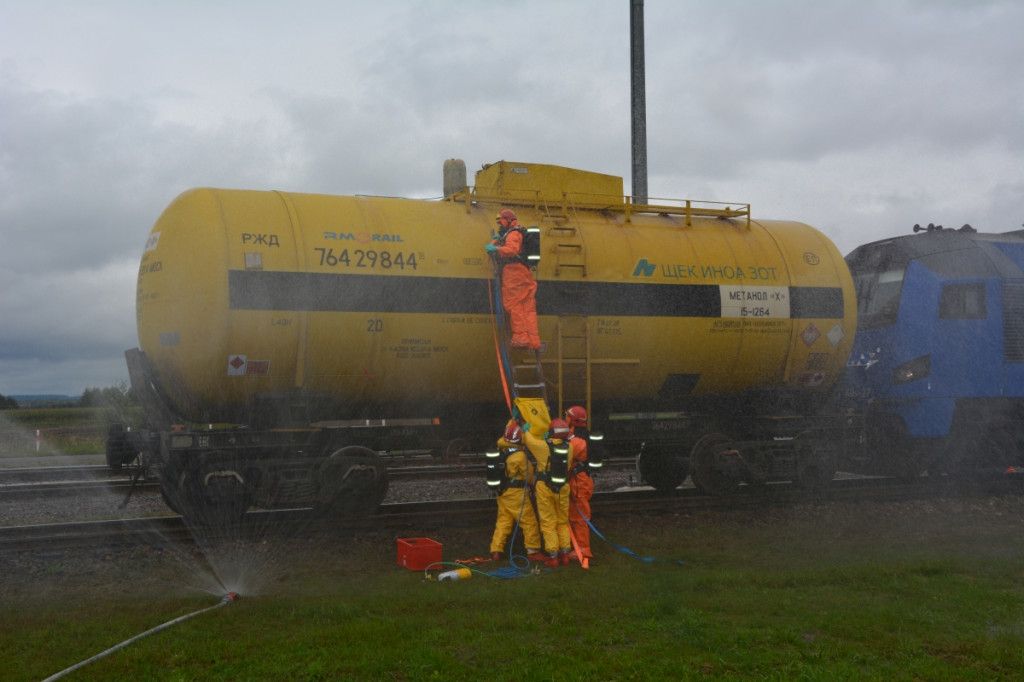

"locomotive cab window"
[939, 282, 986, 319]
[847, 245, 907, 330]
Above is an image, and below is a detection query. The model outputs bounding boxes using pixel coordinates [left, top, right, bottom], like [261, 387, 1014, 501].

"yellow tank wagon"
[121, 160, 857, 522]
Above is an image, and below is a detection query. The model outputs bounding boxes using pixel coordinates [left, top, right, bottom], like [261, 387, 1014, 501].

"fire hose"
[41, 593, 239, 681]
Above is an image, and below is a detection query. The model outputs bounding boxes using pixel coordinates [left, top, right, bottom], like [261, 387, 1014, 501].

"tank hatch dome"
[474, 161, 623, 207]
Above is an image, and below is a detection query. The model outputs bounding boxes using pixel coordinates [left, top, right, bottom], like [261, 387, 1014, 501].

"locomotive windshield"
[846, 243, 908, 330]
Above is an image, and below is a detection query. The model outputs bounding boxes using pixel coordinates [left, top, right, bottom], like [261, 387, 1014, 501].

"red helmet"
[503, 422, 523, 444]
[564, 405, 587, 427]
[549, 418, 570, 439]
[495, 209, 518, 229]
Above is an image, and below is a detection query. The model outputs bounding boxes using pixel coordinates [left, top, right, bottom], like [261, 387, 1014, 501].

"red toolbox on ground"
[396, 537, 442, 570]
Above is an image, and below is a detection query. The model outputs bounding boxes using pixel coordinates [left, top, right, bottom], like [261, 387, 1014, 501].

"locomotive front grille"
[1002, 282, 1024, 363]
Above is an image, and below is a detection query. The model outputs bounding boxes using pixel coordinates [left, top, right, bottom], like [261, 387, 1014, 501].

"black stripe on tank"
[227, 270, 843, 319]
[788, 286, 846, 319]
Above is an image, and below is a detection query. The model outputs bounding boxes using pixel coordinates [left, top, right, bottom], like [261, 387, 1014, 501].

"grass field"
[3, 494, 1023, 680]
[0, 407, 144, 456]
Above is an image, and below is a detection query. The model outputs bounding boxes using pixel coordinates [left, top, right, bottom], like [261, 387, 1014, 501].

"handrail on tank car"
[446, 187, 751, 228]
[624, 195, 751, 229]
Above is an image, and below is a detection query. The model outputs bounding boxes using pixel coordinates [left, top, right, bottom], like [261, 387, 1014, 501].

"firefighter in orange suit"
[524, 418, 573, 566]
[564, 405, 594, 562]
[485, 209, 541, 350]
[489, 422, 543, 562]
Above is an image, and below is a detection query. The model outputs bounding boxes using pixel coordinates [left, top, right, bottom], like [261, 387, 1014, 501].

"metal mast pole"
[630, 0, 648, 204]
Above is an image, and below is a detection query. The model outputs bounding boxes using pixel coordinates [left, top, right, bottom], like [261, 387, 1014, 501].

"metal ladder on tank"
[538, 195, 587, 277]
[523, 196, 590, 415]
[506, 196, 585, 405]
[552, 314, 591, 418]
[538, 197, 643, 419]
[511, 350, 547, 402]
[509, 316, 592, 418]
[543, 197, 591, 415]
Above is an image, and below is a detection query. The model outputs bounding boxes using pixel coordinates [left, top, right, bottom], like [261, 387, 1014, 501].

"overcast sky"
[1, 0, 1022, 397]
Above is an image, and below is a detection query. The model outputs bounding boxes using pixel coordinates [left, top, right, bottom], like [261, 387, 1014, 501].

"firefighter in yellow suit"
[489, 421, 543, 562]
[524, 418, 573, 567]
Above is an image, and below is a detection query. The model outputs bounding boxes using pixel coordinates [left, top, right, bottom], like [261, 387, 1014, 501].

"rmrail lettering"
[322, 231, 405, 244]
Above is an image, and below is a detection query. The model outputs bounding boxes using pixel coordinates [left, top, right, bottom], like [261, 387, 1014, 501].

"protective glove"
[485, 243, 498, 253]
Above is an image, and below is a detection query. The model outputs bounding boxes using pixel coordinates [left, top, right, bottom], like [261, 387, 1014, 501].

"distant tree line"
[80, 382, 137, 409]
[0, 384, 138, 410]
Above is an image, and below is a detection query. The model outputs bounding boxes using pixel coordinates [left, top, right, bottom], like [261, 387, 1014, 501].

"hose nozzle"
[220, 592, 239, 604]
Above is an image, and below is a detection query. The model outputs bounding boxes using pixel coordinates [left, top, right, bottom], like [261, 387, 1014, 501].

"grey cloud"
[1, 0, 1023, 396]
[648, 1, 1024, 177]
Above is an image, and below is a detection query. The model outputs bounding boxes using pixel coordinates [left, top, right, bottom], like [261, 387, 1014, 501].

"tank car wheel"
[690, 433, 742, 496]
[161, 454, 251, 527]
[159, 476, 185, 516]
[104, 423, 137, 472]
[444, 438, 472, 465]
[636, 445, 687, 493]
[314, 446, 389, 518]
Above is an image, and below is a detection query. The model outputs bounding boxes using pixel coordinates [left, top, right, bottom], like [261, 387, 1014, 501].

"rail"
[0, 457, 639, 503]
[5, 474, 1022, 553]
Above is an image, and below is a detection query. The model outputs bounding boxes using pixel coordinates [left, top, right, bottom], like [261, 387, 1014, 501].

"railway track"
[0, 457, 640, 502]
[3, 473, 1021, 554]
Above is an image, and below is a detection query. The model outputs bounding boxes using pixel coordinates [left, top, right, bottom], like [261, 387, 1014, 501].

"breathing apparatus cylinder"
[524, 226, 541, 265]
[438, 567, 473, 581]
[486, 448, 510, 491]
[549, 442, 569, 486]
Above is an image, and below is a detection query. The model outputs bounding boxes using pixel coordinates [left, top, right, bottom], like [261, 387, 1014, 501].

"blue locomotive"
[841, 223, 1024, 479]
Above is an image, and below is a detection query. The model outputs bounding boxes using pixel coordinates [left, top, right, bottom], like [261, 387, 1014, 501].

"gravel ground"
[0, 487, 174, 527]
[0, 458, 641, 527]
[4, 489, 1024, 609]
[3, 454, 1024, 610]
[11, 455, 1022, 609]
[0, 458, 641, 605]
